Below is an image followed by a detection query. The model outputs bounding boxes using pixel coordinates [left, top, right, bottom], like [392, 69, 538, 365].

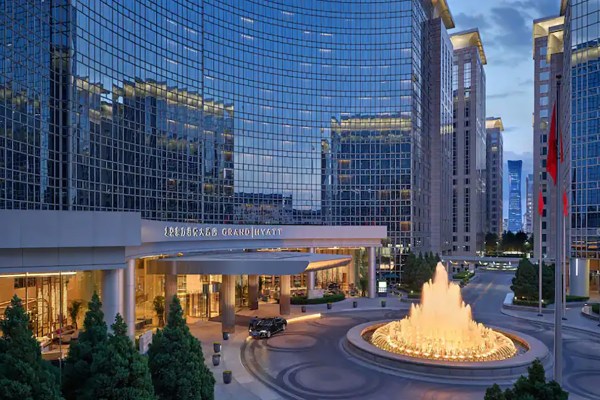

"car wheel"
[267, 331, 271, 338]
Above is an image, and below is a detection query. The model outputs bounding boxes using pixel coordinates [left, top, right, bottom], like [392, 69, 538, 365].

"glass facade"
[569, 0, 600, 260]
[507, 160, 523, 232]
[1, 1, 453, 282]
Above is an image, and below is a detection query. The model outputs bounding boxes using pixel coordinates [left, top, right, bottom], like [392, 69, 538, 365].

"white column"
[569, 258, 590, 297]
[221, 275, 236, 333]
[164, 265, 178, 320]
[368, 247, 377, 299]
[102, 268, 124, 330]
[125, 259, 136, 339]
[307, 248, 316, 298]
[280, 275, 291, 315]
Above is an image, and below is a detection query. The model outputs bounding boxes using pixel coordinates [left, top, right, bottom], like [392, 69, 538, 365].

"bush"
[452, 271, 474, 280]
[407, 292, 421, 299]
[565, 295, 589, 302]
[291, 293, 345, 305]
[513, 299, 547, 308]
[592, 304, 599, 314]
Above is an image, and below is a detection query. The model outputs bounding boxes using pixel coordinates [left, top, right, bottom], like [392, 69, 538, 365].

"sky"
[449, 0, 559, 219]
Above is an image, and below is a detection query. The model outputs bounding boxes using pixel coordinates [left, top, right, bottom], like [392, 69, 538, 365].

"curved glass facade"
[1, 0, 453, 257]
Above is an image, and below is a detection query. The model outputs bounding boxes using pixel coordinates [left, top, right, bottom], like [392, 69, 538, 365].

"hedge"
[407, 292, 421, 299]
[513, 299, 547, 308]
[592, 304, 599, 314]
[452, 271, 474, 280]
[565, 295, 589, 302]
[291, 293, 345, 305]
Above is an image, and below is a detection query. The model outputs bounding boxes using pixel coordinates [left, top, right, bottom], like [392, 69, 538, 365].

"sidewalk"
[501, 303, 600, 336]
[188, 297, 410, 400]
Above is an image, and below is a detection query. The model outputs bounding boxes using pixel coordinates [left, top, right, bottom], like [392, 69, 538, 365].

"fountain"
[370, 263, 516, 362]
[343, 262, 551, 384]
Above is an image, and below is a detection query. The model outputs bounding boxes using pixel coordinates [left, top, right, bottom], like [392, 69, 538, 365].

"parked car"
[248, 317, 287, 339]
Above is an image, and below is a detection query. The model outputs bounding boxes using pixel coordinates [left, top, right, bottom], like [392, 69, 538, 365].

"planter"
[327, 303, 332, 310]
[223, 370, 232, 384]
[301, 305, 306, 313]
[353, 301, 358, 308]
[212, 354, 221, 366]
[222, 332, 230, 341]
[213, 342, 221, 353]
[381, 300, 386, 308]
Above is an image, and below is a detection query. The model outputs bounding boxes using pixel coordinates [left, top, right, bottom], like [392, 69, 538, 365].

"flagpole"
[562, 211, 567, 320]
[538, 188, 543, 316]
[553, 74, 563, 385]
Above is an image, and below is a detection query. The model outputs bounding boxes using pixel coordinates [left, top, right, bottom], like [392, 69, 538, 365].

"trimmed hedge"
[407, 292, 421, 299]
[291, 293, 345, 305]
[565, 295, 589, 302]
[513, 299, 547, 308]
[452, 271, 474, 280]
[592, 304, 599, 314]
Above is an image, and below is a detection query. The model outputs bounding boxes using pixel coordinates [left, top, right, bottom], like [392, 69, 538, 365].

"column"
[221, 275, 236, 333]
[569, 258, 590, 297]
[307, 248, 316, 299]
[279, 275, 291, 315]
[368, 247, 377, 299]
[124, 259, 136, 339]
[102, 268, 124, 330]
[248, 275, 259, 310]
[164, 265, 177, 321]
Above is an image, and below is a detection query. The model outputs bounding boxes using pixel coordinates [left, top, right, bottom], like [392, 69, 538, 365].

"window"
[540, 96, 549, 106]
[540, 71, 550, 81]
[540, 84, 549, 94]
[464, 62, 472, 88]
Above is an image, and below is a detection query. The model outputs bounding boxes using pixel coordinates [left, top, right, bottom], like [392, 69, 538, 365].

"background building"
[532, 15, 565, 261]
[507, 160, 523, 232]
[486, 117, 504, 236]
[449, 29, 487, 255]
[525, 174, 534, 233]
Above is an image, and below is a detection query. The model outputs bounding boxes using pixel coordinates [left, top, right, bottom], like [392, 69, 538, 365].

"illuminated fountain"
[369, 263, 517, 362]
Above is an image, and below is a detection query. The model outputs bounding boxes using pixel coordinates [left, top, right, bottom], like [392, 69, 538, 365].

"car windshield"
[254, 320, 273, 328]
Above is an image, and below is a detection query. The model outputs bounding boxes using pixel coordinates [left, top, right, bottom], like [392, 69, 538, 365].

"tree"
[84, 314, 155, 399]
[485, 232, 499, 254]
[0, 295, 63, 400]
[68, 300, 85, 329]
[153, 296, 165, 327]
[542, 263, 555, 302]
[148, 296, 215, 400]
[62, 292, 108, 400]
[486, 359, 568, 400]
[511, 258, 538, 300]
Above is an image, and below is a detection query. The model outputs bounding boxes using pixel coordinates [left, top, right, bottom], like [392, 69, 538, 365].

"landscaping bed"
[291, 293, 345, 305]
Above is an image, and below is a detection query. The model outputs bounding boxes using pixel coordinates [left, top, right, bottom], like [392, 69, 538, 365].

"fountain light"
[370, 263, 517, 362]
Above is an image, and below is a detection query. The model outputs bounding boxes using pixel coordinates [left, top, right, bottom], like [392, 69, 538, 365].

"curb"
[500, 308, 600, 337]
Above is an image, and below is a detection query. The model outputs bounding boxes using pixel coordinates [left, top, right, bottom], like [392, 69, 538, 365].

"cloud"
[454, 13, 491, 31]
[488, 90, 526, 99]
[508, 0, 558, 16]
[489, 7, 532, 51]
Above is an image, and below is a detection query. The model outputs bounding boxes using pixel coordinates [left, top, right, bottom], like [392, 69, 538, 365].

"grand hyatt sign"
[163, 225, 283, 239]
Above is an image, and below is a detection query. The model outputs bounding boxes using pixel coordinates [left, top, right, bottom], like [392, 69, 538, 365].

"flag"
[563, 190, 568, 216]
[547, 103, 558, 184]
[538, 190, 545, 216]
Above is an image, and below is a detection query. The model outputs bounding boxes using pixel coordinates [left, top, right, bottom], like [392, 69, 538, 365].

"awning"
[146, 251, 352, 275]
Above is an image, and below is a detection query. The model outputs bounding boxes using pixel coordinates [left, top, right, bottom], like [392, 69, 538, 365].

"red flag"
[563, 190, 568, 216]
[547, 103, 558, 184]
[538, 190, 545, 216]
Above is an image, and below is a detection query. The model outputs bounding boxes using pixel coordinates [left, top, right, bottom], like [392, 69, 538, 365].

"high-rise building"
[525, 174, 534, 233]
[449, 29, 487, 255]
[561, 0, 600, 296]
[532, 15, 565, 261]
[0, 0, 459, 334]
[485, 117, 504, 237]
[507, 160, 523, 233]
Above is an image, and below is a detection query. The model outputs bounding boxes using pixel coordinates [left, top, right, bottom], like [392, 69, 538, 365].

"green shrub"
[290, 293, 345, 305]
[452, 271, 474, 280]
[565, 295, 589, 302]
[407, 292, 421, 299]
[591, 304, 599, 314]
[513, 298, 547, 308]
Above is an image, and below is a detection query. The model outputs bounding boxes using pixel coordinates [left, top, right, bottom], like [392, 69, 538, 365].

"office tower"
[486, 117, 504, 236]
[449, 29, 487, 255]
[561, 0, 599, 296]
[533, 15, 565, 261]
[507, 160, 523, 232]
[525, 174, 534, 233]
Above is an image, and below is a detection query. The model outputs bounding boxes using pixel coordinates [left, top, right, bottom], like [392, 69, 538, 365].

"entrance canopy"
[146, 251, 352, 275]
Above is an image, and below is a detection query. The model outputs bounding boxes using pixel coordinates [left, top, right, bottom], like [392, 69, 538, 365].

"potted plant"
[381, 300, 386, 308]
[327, 302, 332, 310]
[68, 299, 84, 329]
[353, 300, 358, 308]
[213, 342, 221, 353]
[222, 331, 230, 340]
[212, 354, 221, 366]
[223, 370, 232, 384]
[153, 295, 165, 327]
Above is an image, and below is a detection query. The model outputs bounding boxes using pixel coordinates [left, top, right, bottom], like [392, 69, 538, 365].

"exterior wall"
[507, 160, 523, 232]
[451, 45, 487, 255]
[486, 125, 503, 236]
[428, 18, 454, 256]
[525, 174, 534, 233]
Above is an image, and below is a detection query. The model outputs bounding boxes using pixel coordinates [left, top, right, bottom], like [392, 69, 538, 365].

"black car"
[248, 317, 287, 339]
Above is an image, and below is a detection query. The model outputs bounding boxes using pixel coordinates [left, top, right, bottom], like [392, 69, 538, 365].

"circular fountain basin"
[344, 320, 551, 385]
